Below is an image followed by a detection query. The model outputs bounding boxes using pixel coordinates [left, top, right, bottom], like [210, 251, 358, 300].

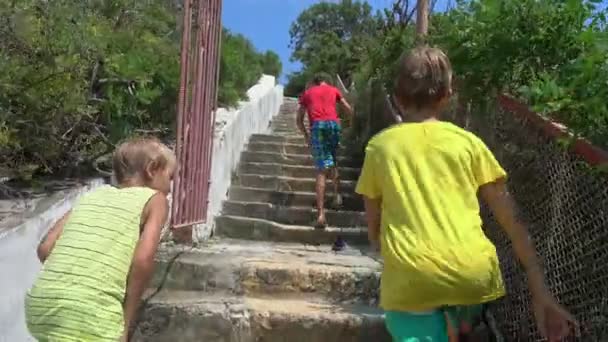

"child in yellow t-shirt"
[355, 47, 575, 341]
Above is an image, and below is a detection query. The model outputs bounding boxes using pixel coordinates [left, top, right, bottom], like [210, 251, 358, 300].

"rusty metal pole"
[172, 0, 223, 243]
[172, 0, 193, 225]
[416, 0, 429, 43]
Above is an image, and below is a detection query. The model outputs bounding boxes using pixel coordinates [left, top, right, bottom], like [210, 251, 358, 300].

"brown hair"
[394, 46, 453, 111]
[112, 137, 176, 184]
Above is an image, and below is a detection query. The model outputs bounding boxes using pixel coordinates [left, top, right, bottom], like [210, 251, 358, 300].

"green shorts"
[385, 305, 484, 342]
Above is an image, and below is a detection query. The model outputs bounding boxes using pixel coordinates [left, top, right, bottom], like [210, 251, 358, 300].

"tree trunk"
[416, 0, 429, 42]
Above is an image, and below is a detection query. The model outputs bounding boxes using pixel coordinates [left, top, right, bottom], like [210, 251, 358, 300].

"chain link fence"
[454, 96, 608, 341]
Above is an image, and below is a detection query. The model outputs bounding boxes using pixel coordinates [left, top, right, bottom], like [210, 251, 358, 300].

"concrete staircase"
[134, 98, 389, 341]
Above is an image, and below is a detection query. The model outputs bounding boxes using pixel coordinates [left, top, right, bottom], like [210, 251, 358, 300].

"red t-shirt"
[299, 84, 342, 123]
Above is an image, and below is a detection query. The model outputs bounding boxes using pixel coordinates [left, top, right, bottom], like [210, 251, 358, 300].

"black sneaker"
[332, 236, 346, 252]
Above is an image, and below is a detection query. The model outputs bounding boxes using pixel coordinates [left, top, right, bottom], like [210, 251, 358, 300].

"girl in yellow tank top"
[25, 138, 176, 341]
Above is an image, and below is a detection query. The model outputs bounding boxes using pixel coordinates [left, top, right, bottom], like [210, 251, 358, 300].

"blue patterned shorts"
[310, 120, 341, 170]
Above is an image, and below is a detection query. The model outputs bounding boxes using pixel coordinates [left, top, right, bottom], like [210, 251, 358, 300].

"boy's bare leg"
[316, 170, 327, 227]
[331, 167, 342, 207]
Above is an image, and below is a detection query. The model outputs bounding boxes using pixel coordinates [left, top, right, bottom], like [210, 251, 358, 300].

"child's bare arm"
[363, 196, 381, 249]
[37, 211, 71, 263]
[480, 179, 575, 339]
[479, 180, 547, 295]
[123, 193, 169, 337]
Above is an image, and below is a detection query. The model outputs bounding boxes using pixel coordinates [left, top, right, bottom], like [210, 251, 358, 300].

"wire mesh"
[454, 96, 608, 341]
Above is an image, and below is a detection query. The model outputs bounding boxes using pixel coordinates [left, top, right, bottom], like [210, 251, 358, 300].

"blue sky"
[222, 0, 451, 84]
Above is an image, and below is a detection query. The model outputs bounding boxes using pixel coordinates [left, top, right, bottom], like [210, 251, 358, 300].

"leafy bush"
[219, 29, 282, 107]
[286, 0, 380, 95]
[0, 0, 180, 179]
[261, 51, 282, 79]
[431, 0, 608, 148]
[292, 0, 608, 148]
[0, 1, 281, 180]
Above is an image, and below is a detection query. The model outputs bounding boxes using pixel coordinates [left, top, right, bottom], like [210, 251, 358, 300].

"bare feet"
[315, 213, 327, 229]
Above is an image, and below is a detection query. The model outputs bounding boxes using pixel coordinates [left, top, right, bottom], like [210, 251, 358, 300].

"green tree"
[431, 0, 608, 147]
[0, 1, 281, 180]
[261, 51, 282, 78]
[219, 29, 263, 106]
[0, 0, 180, 179]
[286, 0, 380, 94]
[219, 29, 282, 107]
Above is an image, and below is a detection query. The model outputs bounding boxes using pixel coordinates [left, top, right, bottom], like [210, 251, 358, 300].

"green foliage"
[0, 0, 180, 179]
[430, 0, 608, 148]
[336, 0, 608, 149]
[0, 1, 281, 180]
[354, 24, 416, 90]
[284, 71, 310, 97]
[261, 51, 282, 78]
[219, 29, 281, 107]
[286, 0, 381, 93]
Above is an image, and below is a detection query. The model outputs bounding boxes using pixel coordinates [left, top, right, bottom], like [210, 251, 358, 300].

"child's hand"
[532, 291, 576, 341]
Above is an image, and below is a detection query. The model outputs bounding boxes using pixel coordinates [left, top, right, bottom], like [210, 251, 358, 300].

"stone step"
[222, 201, 365, 227]
[233, 173, 356, 193]
[227, 187, 364, 211]
[271, 120, 297, 125]
[241, 151, 361, 168]
[271, 129, 303, 135]
[250, 134, 307, 145]
[246, 142, 349, 157]
[238, 162, 360, 181]
[151, 240, 381, 302]
[133, 291, 390, 342]
[215, 215, 367, 245]
[270, 118, 300, 124]
[271, 121, 301, 127]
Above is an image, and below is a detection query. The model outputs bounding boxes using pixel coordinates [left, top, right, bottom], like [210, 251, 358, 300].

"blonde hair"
[394, 46, 453, 110]
[112, 137, 176, 184]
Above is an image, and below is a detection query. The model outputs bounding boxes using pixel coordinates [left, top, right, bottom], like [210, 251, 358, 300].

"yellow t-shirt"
[355, 121, 507, 312]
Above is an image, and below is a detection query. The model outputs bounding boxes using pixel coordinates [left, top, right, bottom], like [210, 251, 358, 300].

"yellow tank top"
[25, 185, 157, 341]
[356, 122, 507, 311]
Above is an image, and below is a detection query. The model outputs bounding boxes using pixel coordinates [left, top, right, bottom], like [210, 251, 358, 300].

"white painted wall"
[195, 75, 283, 241]
[0, 179, 105, 342]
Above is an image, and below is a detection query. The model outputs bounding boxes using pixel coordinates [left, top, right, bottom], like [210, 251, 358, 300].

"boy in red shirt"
[297, 74, 353, 228]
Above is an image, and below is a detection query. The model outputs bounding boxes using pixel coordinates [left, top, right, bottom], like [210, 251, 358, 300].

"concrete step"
[222, 201, 365, 227]
[250, 134, 307, 145]
[151, 240, 381, 302]
[227, 186, 364, 211]
[215, 215, 367, 245]
[246, 142, 349, 157]
[272, 118, 298, 124]
[233, 173, 356, 193]
[133, 291, 390, 342]
[270, 121, 303, 128]
[238, 162, 360, 181]
[272, 129, 303, 135]
[241, 151, 361, 168]
[271, 121, 298, 126]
